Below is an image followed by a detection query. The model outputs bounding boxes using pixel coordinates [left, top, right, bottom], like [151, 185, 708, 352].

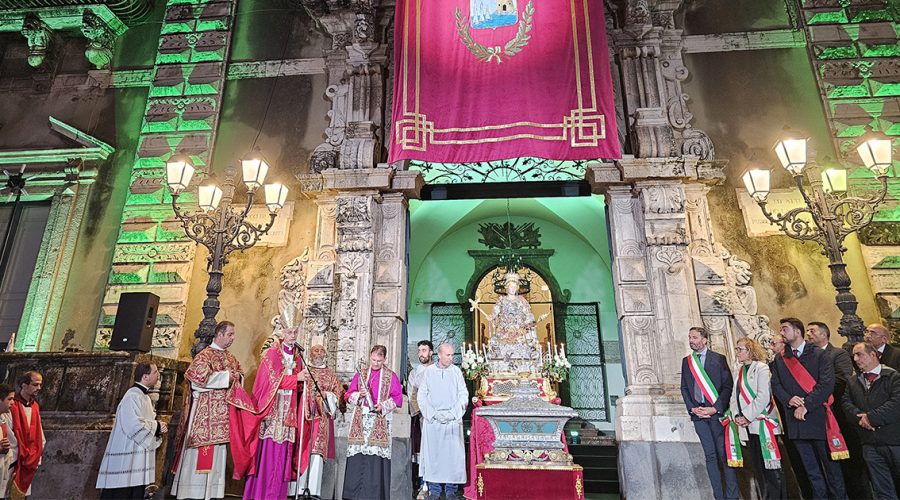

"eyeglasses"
[734, 346, 750, 352]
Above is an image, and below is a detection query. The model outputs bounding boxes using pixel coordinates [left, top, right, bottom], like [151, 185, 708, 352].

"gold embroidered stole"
[348, 367, 393, 450]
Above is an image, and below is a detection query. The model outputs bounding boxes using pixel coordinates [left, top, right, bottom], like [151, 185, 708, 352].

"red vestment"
[9, 398, 42, 497]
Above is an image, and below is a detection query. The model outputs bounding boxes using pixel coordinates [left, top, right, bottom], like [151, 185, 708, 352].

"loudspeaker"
[109, 292, 159, 352]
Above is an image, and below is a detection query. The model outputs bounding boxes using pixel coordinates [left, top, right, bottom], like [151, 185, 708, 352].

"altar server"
[97, 363, 167, 499]
[419, 343, 468, 499]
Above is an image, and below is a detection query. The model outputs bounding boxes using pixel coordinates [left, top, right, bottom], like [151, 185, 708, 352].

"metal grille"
[556, 303, 608, 425]
[410, 157, 591, 184]
[430, 303, 468, 364]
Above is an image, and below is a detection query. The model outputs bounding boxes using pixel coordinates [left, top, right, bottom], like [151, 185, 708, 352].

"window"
[0, 202, 51, 348]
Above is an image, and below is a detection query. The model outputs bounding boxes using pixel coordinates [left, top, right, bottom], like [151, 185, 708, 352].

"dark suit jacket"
[841, 366, 900, 446]
[880, 344, 900, 372]
[771, 343, 835, 440]
[823, 343, 854, 403]
[680, 349, 733, 421]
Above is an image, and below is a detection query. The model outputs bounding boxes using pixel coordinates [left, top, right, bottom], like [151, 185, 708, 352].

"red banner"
[389, 0, 620, 164]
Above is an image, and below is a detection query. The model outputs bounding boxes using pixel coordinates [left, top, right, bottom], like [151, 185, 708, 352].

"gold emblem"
[455, 0, 534, 64]
[477, 473, 485, 496]
[575, 475, 583, 498]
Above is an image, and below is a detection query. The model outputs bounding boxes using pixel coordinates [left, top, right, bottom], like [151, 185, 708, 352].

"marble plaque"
[736, 189, 806, 237]
[246, 201, 295, 247]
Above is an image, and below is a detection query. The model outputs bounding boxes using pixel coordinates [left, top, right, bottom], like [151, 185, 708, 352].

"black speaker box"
[109, 292, 159, 352]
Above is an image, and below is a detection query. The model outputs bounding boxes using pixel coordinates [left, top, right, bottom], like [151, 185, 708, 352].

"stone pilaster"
[591, 157, 771, 498]
[304, 0, 390, 172]
[96, 0, 239, 357]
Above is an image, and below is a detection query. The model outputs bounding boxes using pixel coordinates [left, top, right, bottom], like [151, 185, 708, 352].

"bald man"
[865, 324, 900, 371]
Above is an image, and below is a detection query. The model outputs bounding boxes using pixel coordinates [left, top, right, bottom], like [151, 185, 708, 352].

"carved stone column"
[304, 0, 390, 172]
[298, 168, 420, 500]
[590, 158, 771, 498]
[613, 0, 713, 160]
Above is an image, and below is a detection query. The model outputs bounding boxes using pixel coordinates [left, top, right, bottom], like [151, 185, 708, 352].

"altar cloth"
[463, 407, 570, 499]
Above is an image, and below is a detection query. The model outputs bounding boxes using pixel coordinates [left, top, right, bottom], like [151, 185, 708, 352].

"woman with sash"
[729, 337, 786, 499]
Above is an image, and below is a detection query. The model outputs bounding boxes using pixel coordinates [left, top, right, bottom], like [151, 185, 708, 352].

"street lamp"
[165, 152, 289, 356]
[743, 135, 893, 344]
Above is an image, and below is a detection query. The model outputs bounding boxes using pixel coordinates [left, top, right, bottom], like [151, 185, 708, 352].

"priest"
[240, 326, 304, 500]
[419, 343, 468, 498]
[171, 321, 251, 500]
[294, 343, 344, 499]
[9, 371, 44, 499]
[342, 345, 403, 500]
[96, 363, 168, 499]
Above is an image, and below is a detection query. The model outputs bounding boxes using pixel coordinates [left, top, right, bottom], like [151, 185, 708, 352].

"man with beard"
[771, 317, 847, 500]
[408, 340, 434, 498]
[293, 343, 344, 499]
[171, 322, 249, 500]
[807, 321, 870, 498]
[680, 327, 737, 500]
[9, 371, 44, 499]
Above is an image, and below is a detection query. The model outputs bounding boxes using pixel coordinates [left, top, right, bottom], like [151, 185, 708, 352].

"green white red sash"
[687, 352, 743, 467]
[737, 364, 782, 469]
[781, 352, 849, 460]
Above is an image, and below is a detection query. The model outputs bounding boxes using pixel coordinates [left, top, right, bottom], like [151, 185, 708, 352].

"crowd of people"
[90, 323, 468, 500]
[682, 320, 900, 500]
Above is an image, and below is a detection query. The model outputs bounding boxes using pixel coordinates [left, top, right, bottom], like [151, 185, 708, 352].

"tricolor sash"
[781, 352, 849, 460]
[737, 364, 782, 469]
[687, 353, 742, 467]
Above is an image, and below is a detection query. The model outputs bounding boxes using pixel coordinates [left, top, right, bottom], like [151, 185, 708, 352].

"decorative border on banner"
[394, 0, 605, 152]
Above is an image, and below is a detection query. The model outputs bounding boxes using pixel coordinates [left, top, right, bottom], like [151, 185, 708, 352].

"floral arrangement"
[460, 344, 490, 381]
[541, 344, 572, 382]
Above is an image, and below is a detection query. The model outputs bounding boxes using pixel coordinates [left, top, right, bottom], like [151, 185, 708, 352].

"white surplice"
[0, 412, 17, 499]
[96, 385, 162, 490]
[418, 363, 468, 484]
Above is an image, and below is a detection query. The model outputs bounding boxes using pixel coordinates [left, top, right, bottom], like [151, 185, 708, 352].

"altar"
[461, 269, 582, 500]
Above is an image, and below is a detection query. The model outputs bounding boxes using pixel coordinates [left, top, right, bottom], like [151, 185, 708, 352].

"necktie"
[864, 372, 878, 384]
[793, 348, 800, 358]
[876, 350, 883, 360]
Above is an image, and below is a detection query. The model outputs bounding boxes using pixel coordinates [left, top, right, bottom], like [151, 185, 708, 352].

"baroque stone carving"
[336, 196, 371, 225]
[82, 10, 115, 70]
[21, 13, 53, 68]
[642, 184, 684, 214]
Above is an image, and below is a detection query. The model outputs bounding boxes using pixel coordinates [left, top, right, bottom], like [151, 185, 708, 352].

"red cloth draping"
[463, 407, 570, 500]
[9, 399, 41, 496]
[388, 0, 620, 163]
[473, 466, 585, 500]
[230, 342, 303, 479]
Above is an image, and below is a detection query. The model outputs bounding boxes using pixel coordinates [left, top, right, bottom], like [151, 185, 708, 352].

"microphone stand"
[294, 345, 328, 500]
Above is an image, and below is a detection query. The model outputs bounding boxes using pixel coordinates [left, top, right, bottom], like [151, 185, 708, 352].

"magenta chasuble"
[388, 0, 620, 163]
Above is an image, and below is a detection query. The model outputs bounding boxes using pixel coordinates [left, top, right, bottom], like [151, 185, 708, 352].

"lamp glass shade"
[856, 138, 892, 176]
[198, 185, 223, 212]
[742, 169, 771, 202]
[165, 156, 195, 193]
[264, 183, 288, 212]
[774, 138, 808, 175]
[241, 156, 269, 190]
[821, 168, 847, 194]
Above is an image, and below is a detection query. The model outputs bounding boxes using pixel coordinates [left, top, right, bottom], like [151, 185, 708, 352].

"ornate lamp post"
[742, 135, 893, 344]
[165, 150, 289, 355]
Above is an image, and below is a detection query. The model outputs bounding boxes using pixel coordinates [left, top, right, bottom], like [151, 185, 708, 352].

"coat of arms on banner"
[456, 0, 534, 63]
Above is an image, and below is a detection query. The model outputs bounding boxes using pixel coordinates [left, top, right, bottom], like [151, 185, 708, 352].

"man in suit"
[865, 323, 900, 371]
[680, 326, 738, 500]
[808, 321, 871, 498]
[771, 317, 848, 500]
[842, 342, 900, 500]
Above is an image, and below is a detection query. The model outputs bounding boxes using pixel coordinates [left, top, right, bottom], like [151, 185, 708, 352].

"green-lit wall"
[408, 196, 625, 429]
[681, 2, 882, 333]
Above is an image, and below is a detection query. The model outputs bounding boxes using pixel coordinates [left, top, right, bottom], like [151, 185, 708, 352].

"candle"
[561, 343, 566, 358]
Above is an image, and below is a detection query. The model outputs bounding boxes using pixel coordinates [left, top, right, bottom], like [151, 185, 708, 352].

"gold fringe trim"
[727, 459, 744, 468]
[831, 451, 850, 461]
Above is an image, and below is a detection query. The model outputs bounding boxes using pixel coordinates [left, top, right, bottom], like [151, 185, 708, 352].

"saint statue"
[469, 271, 545, 374]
